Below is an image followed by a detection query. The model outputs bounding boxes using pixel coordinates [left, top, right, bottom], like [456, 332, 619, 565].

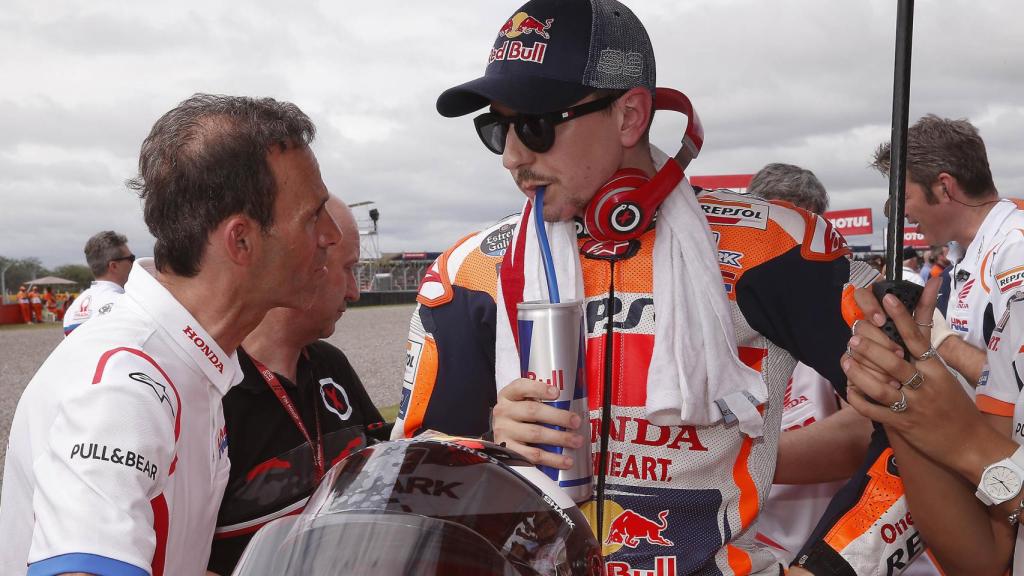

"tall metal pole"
[1, 262, 11, 303]
[885, 0, 915, 281]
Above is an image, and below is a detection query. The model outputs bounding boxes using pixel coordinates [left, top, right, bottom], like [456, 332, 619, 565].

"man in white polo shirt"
[0, 93, 341, 576]
[63, 230, 134, 335]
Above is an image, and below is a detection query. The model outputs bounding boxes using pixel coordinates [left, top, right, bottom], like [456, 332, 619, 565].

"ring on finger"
[851, 319, 862, 335]
[915, 319, 934, 328]
[902, 370, 925, 390]
[915, 346, 938, 362]
[889, 390, 908, 413]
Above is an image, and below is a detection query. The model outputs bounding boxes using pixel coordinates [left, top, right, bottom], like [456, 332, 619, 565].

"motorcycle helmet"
[231, 433, 602, 575]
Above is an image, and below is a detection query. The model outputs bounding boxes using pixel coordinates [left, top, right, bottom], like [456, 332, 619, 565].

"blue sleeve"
[29, 553, 148, 576]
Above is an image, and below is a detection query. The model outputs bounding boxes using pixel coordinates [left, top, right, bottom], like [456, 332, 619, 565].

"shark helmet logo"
[319, 377, 353, 420]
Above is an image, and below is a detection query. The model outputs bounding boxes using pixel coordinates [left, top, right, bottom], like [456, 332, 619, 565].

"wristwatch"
[976, 446, 1024, 506]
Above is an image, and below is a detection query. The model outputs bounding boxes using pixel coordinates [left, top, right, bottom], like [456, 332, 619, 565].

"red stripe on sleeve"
[150, 494, 169, 576]
[92, 347, 182, 446]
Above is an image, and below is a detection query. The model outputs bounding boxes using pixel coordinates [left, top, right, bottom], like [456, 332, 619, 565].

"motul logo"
[825, 208, 873, 235]
[183, 325, 224, 374]
[832, 216, 870, 229]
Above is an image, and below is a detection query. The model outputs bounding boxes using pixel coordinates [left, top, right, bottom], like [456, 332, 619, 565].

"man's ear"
[221, 215, 258, 266]
[936, 172, 958, 201]
[618, 87, 653, 148]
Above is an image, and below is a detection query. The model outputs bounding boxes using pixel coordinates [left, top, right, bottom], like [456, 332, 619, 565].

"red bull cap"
[437, 0, 656, 117]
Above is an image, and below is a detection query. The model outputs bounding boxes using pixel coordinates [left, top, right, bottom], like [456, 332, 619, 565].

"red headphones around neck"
[583, 87, 704, 242]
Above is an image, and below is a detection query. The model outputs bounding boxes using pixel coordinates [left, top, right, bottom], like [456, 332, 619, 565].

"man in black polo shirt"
[208, 196, 386, 574]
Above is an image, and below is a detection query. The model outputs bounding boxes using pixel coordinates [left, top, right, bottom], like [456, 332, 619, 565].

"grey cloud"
[0, 98, 152, 157]
[2, 0, 1023, 263]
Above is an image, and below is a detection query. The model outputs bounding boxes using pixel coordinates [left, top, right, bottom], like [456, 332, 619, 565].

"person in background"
[920, 248, 936, 284]
[54, 290, 68, 321]
[207, 197, 387, 575]
[902, 247, 927, 287]
[42, 288, 57, 319]
[27, 286, 42, 323]
[746, 163, 878, 567]
[747, 162, 828, 214]
[801, 113, 1024, 576]
[869, 254, 885, 274]
[929, 245, 950, 279]
[63, 230, 134, 335]
[16, 285, 30, 324]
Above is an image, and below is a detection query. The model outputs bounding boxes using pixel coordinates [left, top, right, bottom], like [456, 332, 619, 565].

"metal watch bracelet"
[1008, 499, 1024, 526]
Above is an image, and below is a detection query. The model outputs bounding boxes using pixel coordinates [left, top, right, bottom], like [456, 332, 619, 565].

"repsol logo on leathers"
[586, 296, 654, 335]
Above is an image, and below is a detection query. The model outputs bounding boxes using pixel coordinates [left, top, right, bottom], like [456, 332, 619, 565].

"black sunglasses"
[473, 94, 620, 155]
[110, 254, 136, 264]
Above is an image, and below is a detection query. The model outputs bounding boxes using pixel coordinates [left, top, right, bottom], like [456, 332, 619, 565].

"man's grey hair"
[84, 231, 128, 278]
[748, 163, 829, 214]
[127, 93, 316, 277]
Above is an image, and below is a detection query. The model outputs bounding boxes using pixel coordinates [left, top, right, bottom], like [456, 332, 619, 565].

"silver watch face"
[984, 465, 1023, 502]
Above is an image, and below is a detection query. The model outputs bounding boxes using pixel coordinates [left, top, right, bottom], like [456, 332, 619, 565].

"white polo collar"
[91, 279, 126, 294]
[952, 199, 1018, 269]
[124, 258, 242, 394]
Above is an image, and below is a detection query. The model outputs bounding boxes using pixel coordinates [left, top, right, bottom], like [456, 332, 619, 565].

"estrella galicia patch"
[580, 239, 640, 262]
[129, 372, 175, 417]
[480, 223, 516, 256]
[319, 377, 353, 420]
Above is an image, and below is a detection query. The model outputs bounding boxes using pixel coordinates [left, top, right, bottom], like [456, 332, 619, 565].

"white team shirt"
[63, 279, 125, 335]
[947, 201, 1024, 353]
[902, 266, 927, 287]
[0, 258, 241, 576]
[960, 201, 1024, 575]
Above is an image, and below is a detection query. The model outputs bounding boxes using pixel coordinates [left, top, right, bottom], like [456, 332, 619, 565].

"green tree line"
[1, 255, 93, 295]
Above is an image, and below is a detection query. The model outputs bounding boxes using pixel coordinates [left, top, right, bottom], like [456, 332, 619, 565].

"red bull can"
[517, 300, 592, 504]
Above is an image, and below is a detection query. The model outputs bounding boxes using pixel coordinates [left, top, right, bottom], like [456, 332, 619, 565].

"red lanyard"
[250, 357, 325, 481]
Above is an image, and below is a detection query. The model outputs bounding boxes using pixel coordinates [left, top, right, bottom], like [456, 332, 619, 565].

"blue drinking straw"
[533, 187, 560, 304]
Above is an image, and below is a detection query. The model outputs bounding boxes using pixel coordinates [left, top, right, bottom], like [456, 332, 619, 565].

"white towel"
[496, 146, 767, 437]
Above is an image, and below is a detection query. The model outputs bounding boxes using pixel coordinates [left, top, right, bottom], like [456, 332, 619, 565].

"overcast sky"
[2, 0, 1022, 268]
